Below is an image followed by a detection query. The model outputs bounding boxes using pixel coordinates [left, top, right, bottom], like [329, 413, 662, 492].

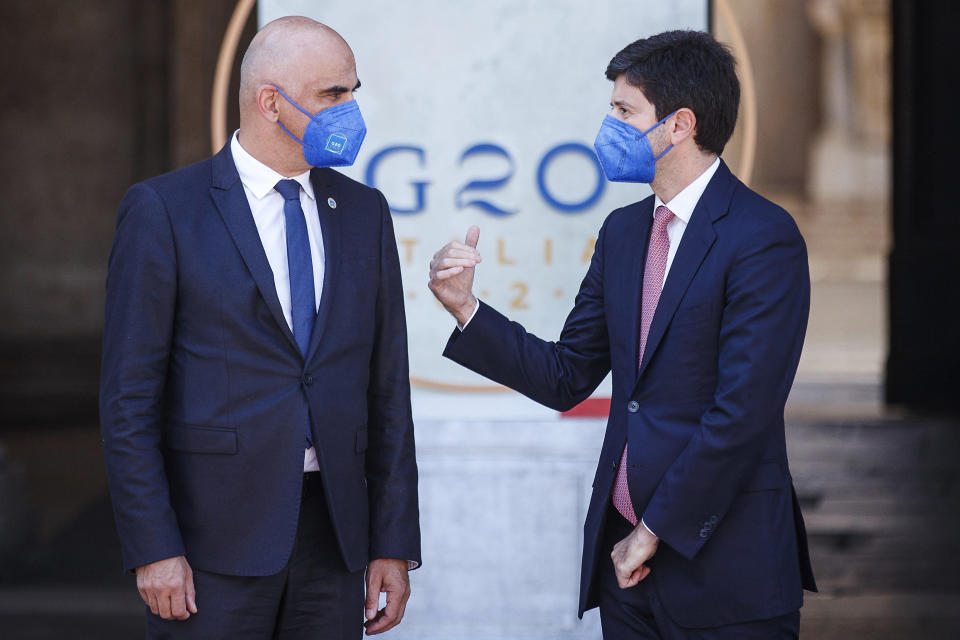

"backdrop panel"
[260, 0, 708, 418]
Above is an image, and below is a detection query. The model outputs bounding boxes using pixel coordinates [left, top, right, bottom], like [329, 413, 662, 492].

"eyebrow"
[611, 98, 632, 109]
[319, 79, 362, 97]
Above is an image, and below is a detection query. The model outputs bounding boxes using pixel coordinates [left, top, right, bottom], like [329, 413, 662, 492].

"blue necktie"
[274, 179, 316, 357]
[275, 180, 316, 448]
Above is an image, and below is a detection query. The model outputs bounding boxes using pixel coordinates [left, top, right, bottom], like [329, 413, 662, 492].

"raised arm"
[431, 222, 612, 412]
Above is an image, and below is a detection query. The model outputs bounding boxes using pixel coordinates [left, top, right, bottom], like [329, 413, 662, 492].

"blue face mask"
[593, 111, 676, 183]
[274, 86, 367, 168]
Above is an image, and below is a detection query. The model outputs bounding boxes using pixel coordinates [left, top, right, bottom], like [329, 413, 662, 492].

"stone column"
[806, 0, 890, 203]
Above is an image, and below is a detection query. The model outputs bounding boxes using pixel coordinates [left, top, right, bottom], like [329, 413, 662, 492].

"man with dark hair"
[604, 30, 740, 157]
[429, 30, 816, 638]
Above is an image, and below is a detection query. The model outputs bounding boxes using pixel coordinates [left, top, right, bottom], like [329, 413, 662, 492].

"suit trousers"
[597, 504, 800, 640]
[145, 472, 365, 640]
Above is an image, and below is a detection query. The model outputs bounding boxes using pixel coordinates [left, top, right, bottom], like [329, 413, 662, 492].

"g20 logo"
[364, 142, 606, 215]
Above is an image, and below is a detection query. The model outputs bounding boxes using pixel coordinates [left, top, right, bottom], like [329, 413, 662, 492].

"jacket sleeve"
[99, 183, 185, 572]
[641, 216, 810, 560]
[442, 217, 612, 412]
[366, 190, 422, 568]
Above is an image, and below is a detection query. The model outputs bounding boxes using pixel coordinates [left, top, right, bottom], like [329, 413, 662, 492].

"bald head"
[236, 16, 360, 176]
[239, 16, 355, 111]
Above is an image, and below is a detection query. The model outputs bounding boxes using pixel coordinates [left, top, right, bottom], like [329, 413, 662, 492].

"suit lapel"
[304, 168, 341, 363]
[633, 161, 738, 390]
[209, 145, 299, 354]
[625, 198, 655, 387]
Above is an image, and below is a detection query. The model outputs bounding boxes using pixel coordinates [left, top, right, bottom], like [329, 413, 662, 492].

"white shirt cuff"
[641, 518, 657, 538]
[303, 447, 320, 472]
[456, 299, 481, 331]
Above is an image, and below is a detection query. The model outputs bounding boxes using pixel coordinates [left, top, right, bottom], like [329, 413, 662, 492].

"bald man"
[100, 17, 421, 639]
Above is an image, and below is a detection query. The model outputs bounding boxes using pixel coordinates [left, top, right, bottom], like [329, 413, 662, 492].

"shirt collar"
[653, 157, 721, 223]
[230, 130, 315, 201]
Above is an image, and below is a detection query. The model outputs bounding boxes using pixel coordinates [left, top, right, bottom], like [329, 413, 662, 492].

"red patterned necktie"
[611, 205, 675, 525]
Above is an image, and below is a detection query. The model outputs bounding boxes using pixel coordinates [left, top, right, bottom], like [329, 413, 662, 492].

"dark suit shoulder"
[140, 155, 216, 196]
[727, 183, 801, 238]
[120, 156, 219, 224]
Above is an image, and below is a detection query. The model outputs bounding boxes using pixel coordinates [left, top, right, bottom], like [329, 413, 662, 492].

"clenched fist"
[610, 524, 659, 589]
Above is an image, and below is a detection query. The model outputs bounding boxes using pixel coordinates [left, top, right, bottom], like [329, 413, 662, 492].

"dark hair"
[605, 30, 739, 155]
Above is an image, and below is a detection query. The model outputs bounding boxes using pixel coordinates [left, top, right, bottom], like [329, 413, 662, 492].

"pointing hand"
[428, 226, 481, 326]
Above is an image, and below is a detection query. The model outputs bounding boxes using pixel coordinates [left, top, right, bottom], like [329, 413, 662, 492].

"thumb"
[465, 225, 480, 249]
[365, 571, 381, 620]
[185, 572, 198, 614]
[624, 568, 643, 588]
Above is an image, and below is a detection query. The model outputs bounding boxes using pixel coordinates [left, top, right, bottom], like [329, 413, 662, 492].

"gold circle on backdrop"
[714, 0, 757, 186]
[210, 0, 758, 392]
[211, 0, 256, 152]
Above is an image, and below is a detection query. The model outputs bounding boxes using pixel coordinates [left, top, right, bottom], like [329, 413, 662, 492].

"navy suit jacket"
[444, 161, 816, 628]
[100, 144, 421, 576]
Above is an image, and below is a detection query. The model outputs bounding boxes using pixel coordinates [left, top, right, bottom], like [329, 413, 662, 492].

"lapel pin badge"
[327, 197, 337, 210]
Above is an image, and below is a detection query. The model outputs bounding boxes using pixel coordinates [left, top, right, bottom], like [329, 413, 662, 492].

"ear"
[669, 107, 697, 146]
[256, 84, 281, 123]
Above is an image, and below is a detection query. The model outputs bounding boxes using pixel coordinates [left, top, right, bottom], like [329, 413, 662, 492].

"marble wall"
[392, 418, 606, 639]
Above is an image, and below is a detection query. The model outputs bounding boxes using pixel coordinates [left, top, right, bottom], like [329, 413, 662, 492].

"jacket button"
[627, 401, 639, 413]
[302, 374, 314, 386]
[699, 529, 709, 538]
[709, 515, 718, 525]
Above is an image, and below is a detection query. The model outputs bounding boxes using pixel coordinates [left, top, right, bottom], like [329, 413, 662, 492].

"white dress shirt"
[231, 131, 323, 472]
[654, 157, 720, 282]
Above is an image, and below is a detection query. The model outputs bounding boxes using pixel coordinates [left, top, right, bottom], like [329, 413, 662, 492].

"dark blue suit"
[444, 161, 816, 631]
[100, 145, 421, 582]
